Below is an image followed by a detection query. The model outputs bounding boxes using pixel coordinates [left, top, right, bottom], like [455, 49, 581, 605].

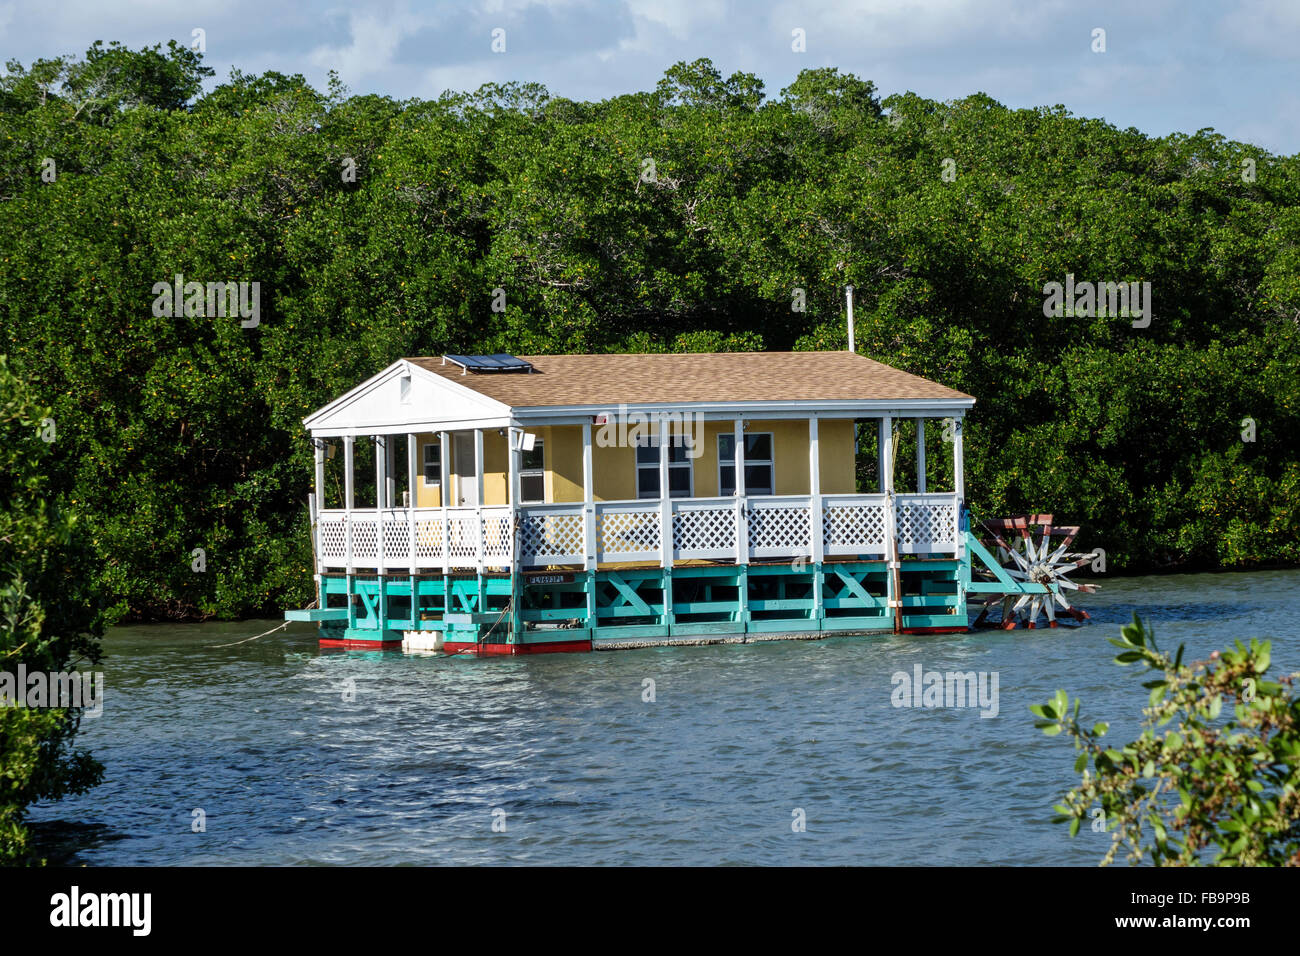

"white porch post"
[507, 429, 521, 508]
[658, 416, 671, 568]
[952, 417, 964, 501]
[879, 416, 894, 496]
[474, 428, 485, 574]
[508, 426, 521, 565]
[407, 434, 418, 574]
[877, 418, 890, 493]
[916, 419, 927, 494]
[883, 416, 894, 496]
[312, 438, 326, 584]
[439, 430, 450, 573]
[314, 440, 326, 509]
[385, 438, 396, 508]
[507, 426, 522, 644]
[881, 415, 899, 630]
[953, 417, 965, 558]
[374, 436, 387, 628]
[733, 418, 747, 564]
[582, 422, 596, 571]
[343, 436, 355, 573]
[809, 416, 823, 564]
[375, 436, 386, 572]
[582, 421, 597, 627]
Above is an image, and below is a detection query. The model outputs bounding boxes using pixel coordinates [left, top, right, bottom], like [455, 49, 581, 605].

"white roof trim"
[303, 359, 511, 435]
[510, 398, 974, 420]
[302, 361, 974, 435]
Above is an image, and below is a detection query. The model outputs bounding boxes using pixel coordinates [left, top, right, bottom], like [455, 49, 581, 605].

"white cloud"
[0, 0, 1295, 152]
[623, 0, 728, 38]
[307, 6, 434, 85]
[1217, 0, 1300, 58]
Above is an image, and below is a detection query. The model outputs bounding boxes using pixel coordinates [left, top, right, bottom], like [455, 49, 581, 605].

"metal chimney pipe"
[845, 285, 855, 353]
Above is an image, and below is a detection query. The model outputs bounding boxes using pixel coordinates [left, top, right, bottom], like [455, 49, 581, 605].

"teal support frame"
[304, 556, 972, 648]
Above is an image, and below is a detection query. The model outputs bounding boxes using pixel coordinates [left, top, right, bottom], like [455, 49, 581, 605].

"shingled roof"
[407, 352, 972, 408]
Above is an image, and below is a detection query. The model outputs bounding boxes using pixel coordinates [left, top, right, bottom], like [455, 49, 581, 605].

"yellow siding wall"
[412, 429, 509, 506]
[541, 425, 585, 503]
[414, 432, 442, 508]
[819, 419, 857, 495]
[689, 419, 856, 497]
[592, 438, 637, 501]
[482, 429, 507, 504]
[411, 419, 858, 506]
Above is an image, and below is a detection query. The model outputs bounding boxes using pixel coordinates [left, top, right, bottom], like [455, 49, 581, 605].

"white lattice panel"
[747, 501, 811, 558]
[321, 492, 958, 572]
[413, 515, 444, 564]
[382, 515, 412, 564]
[481, 512, 513, 564]
[598, 506, 660, 562]
[823, 499, 887, 555]
[446, 513, 479, 568]
[317, 518, 347, 562]
[896, 497, 958, 554]
[672, 502, 735, 560]
[351, 518, 379, 561]
[520, 510, 586, 566]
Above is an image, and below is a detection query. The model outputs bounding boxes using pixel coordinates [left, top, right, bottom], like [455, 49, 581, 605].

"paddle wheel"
[967, 514, 1098, 629]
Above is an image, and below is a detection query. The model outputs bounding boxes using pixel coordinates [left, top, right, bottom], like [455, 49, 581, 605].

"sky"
[1, 0, 1297, 154]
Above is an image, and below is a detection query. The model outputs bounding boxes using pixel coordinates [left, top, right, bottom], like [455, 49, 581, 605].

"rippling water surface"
[28, 569, 1300, 865]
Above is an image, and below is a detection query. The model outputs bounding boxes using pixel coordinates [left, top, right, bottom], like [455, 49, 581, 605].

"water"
[27, 569, 1300, 865]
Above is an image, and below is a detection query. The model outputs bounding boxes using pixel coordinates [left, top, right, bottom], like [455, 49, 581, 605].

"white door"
[453, 433, 477, 507]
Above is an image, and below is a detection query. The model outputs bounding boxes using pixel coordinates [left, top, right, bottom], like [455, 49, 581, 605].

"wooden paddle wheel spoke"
[967, 514, 1099, 629]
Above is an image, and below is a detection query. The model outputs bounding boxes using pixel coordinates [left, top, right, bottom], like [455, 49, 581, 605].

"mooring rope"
[443, 514, 521, 657]
[442, 598, 513, 657]
[208, 600, 318, 648]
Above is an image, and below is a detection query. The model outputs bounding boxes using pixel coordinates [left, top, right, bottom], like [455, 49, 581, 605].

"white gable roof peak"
[302, 359, 513, 435]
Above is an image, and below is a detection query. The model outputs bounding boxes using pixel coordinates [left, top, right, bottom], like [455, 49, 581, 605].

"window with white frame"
[422, 441, 441, 485]
[635, 434, 693, 498]
[520, 440, 545, 503]
[719, 432, 774, 496]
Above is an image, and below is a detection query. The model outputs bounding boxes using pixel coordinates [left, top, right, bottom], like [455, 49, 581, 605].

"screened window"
[422, 442, 441, 485]
[635, 434, 693, 499]
[520, 440, 545, 503]
[719, 433, 774, 496]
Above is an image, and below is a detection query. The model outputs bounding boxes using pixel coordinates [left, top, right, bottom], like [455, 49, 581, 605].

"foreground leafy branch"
[1032, 614, 1300, 866]
[0, 356, 105, 864]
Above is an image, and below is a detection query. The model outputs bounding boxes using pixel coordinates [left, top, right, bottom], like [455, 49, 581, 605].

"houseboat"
[284, 349, 1085, 652]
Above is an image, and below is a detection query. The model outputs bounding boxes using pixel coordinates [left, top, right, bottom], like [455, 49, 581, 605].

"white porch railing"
[822, 494, 890, 556]
[595, 501, 661, 564]
[671, 497, 735, 561]
[894, 493, 960, 555]
[314, 492, 962, 572]
[518, 503, 587, 566]
[748, 496, 814, 558]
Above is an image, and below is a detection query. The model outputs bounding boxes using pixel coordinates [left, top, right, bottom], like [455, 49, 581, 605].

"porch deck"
[313, 491, 963, 572]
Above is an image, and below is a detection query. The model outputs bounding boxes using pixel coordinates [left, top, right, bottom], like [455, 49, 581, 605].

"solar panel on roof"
[442, 354, 534, 374]
[489, 353, 533, 369]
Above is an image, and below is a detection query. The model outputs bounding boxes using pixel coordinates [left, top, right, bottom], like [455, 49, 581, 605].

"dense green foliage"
[1, 45, 1297, 621]
[0, 356, 105, 864]
[1034, 616, 1299, 866]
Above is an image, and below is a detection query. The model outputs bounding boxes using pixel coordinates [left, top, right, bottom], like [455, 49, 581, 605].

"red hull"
[319, 638, 403, 649]
[443, 640, 593, 656]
